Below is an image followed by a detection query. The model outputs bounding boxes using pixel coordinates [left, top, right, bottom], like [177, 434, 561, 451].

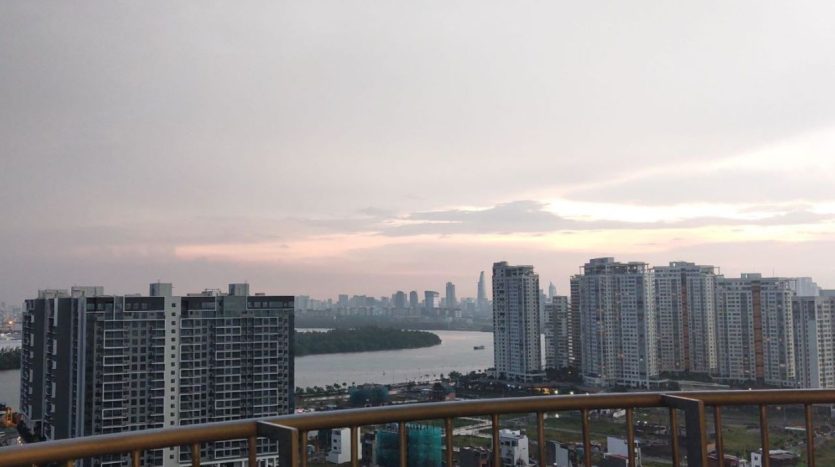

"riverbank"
[0, 330, 495, 405]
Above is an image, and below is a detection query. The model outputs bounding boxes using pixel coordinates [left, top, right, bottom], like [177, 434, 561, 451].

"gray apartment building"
[572, 258, 657, 389]
[793, 295, 835, 389]
[715, 274, 795, 386]
[543, 295, 579, 371]
[653, 262, 719, 376]
[21, 283, 294, 466]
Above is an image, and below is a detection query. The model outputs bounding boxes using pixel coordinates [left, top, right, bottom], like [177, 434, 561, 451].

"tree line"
[0, 348, 20, 370]
[295, 327, 441, 356]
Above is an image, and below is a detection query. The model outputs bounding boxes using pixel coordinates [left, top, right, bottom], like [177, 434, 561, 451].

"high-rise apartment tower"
[653, 262, 718, 375]
[793, 296, 835, 389]
[543, 295, 579, 370]
[21, 283, 294, 466]
[715, 274, 795, 386]
[572, 258, 657, 388]
[492, 262, 543, 382]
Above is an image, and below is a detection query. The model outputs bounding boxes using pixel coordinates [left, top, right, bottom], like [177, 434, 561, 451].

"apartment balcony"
[0, 390, 832, 467]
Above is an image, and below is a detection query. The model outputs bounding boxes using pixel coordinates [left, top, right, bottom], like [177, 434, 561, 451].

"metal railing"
[1, 389, 833, 467]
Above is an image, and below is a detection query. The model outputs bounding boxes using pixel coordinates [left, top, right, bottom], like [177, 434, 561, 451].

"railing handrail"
[1, 389, 834, 465]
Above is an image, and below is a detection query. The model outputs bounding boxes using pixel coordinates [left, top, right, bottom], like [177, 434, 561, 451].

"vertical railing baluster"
[352, 425, 360, 467]
[257, 421, 298, 467]
[663, 395, 707, 467]
[131, 449, 141, 467]
[805, 404, 816, 467]
[759, 405, 770, 467]
[191, 442, 201, 467]
[445, 417, 454, 467]
[626, 408, 636, 467]
[492, 414, 500, 467]
[581, 409, 591, 467]
[300, 430, 308, 467]
[399, 422, 408, 467]
[537, 412, 546, 467]
[669, 407, 680, 467]
[714, 406, 724, 467]
[248, 435, 257, 467]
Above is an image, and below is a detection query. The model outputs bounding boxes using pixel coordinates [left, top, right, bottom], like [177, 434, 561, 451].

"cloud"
[560, 126, 835, 205]
[384, 201, 576, 236]
[375, 200, 835, 237]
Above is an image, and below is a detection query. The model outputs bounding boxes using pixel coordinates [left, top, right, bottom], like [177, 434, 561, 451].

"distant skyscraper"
[492, 261, 543, 382]
[653, 262, 718, 375]
[445, 282, 457, 308]
[793, 296, 835, 389]
[477, 271, 489, 314]
[21, 283, 293, 466]
[393, 291, 408, 309]
[296, 294, 311, 311]
[548, 282, 557, 300]
[409, 291, 419, 310]
[715, 274, 796, 386]
[424, 291, 440, 311]
[572, 258, 657, 388]
[544, 296, 578, 370]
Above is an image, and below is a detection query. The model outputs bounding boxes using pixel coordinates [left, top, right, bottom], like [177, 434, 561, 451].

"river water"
[0, 330, 497, 406]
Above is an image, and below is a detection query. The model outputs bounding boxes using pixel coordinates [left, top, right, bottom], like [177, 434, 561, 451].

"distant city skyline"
[2, 258, 831, 307]
[3, 2, 835, 304]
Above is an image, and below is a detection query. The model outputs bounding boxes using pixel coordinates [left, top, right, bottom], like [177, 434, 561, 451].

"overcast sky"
[2, 1, 835, 303]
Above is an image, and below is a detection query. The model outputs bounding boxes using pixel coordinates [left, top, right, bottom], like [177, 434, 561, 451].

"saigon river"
[0, 330, 495, 406]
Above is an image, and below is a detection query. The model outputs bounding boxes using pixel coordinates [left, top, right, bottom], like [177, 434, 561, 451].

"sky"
[2, 1, 835, 304]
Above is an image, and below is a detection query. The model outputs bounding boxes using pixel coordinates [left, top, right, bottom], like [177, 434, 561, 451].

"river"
[0, 330, 500, 406]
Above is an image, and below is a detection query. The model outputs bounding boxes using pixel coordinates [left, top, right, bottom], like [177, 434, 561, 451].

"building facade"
[327, 427, 361, 464]
[792, 296, 835, 389]
[21, 283, 294, 466]
[543, 296, 579, 370]
[499, 429, 530, 467]
[572, 258, 657, 388]
[715, 274, 796, 386]
[492, 262, 543, 382]
[375, 424, 442, 467]
[653, 262, 718, 375]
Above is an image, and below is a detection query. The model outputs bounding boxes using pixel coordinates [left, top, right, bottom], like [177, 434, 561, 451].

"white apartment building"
[715, 274, 796, 386]
[499, 429, 530, 467]
[492, 262, 543, 382]
[653, 262, 718, 375]
[572, 258, 657, 388]
[327, 427, 361, 464]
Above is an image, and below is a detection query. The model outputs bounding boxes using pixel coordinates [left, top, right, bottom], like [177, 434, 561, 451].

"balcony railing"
[1, 389, 833, 467]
